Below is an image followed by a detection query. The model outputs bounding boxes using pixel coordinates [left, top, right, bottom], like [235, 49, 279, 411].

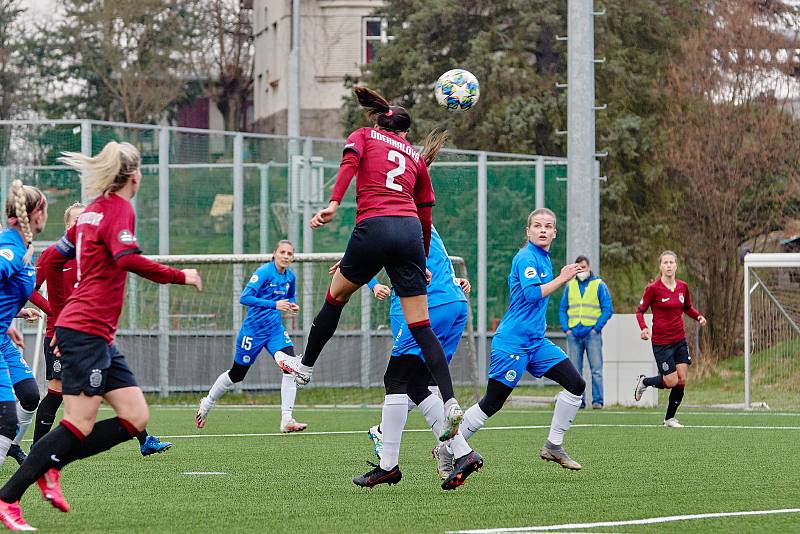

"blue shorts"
[390, 301, 469, 363]
[488, 338, 567, 388]
[0, 335, 33, 385]
[234, 328, 293, 366]
[0, 337, 14, 402]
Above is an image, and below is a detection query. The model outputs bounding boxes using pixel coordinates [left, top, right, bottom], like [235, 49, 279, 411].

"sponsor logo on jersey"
[505, 370, 517, 382]
[344, 142, 355, 149]
[78, 212, 104, 226]
[0, 249, 14, 261]
[250, 274, 259, 284]
[660, 297, 670, 302]
[118, 229, 137, 244]
[524, 266, 537, 279]
[89, 368, 103, 388]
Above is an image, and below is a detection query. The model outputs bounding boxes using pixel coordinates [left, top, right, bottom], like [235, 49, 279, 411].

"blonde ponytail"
[58, 141, 140, 197]
[5, 179, 46, 264]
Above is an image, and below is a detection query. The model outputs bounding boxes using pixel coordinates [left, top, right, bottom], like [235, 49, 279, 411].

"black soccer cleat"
[352, 462, 402, 488]
[6, 444, 26, 466]
[441, 450, 483, 490]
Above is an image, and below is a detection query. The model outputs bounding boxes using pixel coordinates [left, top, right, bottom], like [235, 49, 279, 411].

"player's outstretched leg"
[137, 431, 173, 456]
[196, 364, 246, 429]
[540, 360, 585, 471]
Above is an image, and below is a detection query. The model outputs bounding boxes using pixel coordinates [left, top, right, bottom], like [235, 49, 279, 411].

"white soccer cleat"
[663, 418, 684, 428]
[440, 399, 463, 442]
[276, 355, 313, 387]
[195, 399, 211, 429]
[634, 374, 648, 402]
[280, 417, 308, 433]
[432, 444, 454, 480]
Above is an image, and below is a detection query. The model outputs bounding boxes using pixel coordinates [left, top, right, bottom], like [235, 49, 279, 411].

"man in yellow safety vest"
[559, 256, 614, 408]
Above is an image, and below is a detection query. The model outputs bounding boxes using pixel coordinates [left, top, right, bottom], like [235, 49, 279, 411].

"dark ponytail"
[420, 129, 449, 166]
[353, 87, 411, 133]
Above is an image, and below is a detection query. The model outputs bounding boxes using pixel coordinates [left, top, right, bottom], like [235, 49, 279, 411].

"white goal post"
[743, 253, 800, 409]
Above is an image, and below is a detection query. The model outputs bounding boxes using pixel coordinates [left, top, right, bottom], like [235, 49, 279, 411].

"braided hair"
[6, 180, 47, 263]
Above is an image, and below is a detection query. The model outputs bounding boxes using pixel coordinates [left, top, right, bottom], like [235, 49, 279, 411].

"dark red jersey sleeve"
[28, 291, 51, 316]
[102, 201, 142, 260]
[413, 160, 436, 208]
[636, 284, 654, 330]
[418, 205, 432, 257]
[682, 284, 701, 320]
[330, 150, 360, 203]
[35, 246, 50, 289]
[115, 254, 186, 285]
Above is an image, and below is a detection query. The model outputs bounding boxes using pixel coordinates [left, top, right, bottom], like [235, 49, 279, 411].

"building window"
[363, 17, 393, 64]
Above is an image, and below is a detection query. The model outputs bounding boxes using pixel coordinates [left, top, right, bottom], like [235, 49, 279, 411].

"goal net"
[744, 253, 800, 410]
[114, 253, 480, 406]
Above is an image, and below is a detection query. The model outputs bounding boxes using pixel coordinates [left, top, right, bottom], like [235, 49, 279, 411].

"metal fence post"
[80, 120, 92, 203]
[744, 263, 751, 409]
[302, 139, 314, 347]
[260, 163, 270, 254]
[158, 126, 170, 397]
[0, 167, 7, 217]
[360, 288, 372, 388]
[535, 155, 545, 210]
[477, 152, 488, 384]
[233, 134, 244, 329]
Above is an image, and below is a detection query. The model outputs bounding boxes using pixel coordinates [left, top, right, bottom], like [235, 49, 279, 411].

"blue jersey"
[377, 227, 467, 317]
[239, 262, 296, 337]
[492, 242, 553, 353]
[0, 229, 36, 332]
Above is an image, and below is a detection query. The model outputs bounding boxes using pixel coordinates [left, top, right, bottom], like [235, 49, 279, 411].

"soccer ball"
[434, 69, 480, 112]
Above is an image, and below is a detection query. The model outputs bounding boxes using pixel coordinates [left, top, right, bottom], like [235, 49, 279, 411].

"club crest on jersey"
[505, 370, 517, 382]
[89, 369, 103, 388]
[524, 267, 537, 279]
[662, 362, 669, 372]
[53, 360, 62, 373]
[678, 293, 685, 303]
[118, 229, 137, 244]
[0, 249, 14, 262]
[242, 355, 251, 363]
[250, 274, 259, 284]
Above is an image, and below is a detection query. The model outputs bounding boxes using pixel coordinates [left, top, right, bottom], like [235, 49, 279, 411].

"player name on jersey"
[369, 129, 420, 163]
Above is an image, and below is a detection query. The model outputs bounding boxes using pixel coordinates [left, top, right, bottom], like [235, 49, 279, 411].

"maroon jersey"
[55, 193, 184, 342]
[636, 278, 701, 345]
[330, 127, 436, 224]
[36, 245, 77, 337]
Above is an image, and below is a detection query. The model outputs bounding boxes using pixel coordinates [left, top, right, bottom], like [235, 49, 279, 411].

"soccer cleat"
[352, 462, 402, 488]
[6, 445, 26, 466]
[140, 435, 173, 456]
[432, 444, 455, 480]
[276, 355, 313, 387]
[440, 398, 463, 442]
[280, 418, 308, 433]
[664, 418, 684, 428]
[539, 443, 582, 470]
[36, 469, 69, 513]
[195, 399, 211, 429]
[441, 450, 483, 490]
[367, 425, 383, 459]
[0, 500, 36, 531]
[634, 374, 648, 402]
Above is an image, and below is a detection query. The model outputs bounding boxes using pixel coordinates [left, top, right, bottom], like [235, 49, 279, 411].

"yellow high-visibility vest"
[567, 278, 602, 328]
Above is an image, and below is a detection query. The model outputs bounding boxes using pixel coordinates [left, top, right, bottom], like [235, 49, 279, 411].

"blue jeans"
[566, 330, 603, 406]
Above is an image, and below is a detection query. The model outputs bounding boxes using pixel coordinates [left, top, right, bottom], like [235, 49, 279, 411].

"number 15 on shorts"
[241, 336, 253, 350]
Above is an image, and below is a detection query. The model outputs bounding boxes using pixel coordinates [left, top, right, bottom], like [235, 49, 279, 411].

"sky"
[18, 0, 61, 26]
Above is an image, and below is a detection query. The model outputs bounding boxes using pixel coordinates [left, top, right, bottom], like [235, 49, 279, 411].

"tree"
[659, 0, 800, 362]
[0, 0, 24, 119]
[35, 0, 204, 123]
[197, 0, 254, 131]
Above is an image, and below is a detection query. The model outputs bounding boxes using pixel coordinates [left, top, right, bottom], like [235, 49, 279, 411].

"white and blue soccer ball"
[434, 69, 480, 112]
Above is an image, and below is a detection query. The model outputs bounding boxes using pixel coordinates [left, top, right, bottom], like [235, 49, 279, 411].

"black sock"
[643, 375, 665, 388]
[32, 390, 63, 444]
[136, 430, 148, 445]
[74, 418, 137, 460]
[665, 387, 685, 420]
[301, 293, 345, 367]
[409, 322, 455, 402]
[0, 424, 81, 503]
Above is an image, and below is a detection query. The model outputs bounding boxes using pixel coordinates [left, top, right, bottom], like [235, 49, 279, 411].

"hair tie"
[7, 217, 18, 225]
[385, 109, 393, 117]
[31, 194, 46, 214]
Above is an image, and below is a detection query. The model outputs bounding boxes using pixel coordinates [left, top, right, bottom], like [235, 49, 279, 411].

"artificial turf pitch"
[5, 405, 799, 533]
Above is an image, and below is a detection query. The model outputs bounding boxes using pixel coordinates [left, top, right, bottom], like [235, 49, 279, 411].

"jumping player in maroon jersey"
[633, 250, 707, 427]
[29, 203, 173, 459]
[0, 141, 202, 530]
[279, 87, 468, 488]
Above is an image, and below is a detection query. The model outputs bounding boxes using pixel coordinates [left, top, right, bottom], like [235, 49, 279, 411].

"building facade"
[252, 0, 386, 138]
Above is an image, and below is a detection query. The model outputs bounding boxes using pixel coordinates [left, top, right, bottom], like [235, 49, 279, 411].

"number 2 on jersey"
[385, 150, 405, 192]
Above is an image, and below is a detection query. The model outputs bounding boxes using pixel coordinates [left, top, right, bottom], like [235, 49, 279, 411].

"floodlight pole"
[288, 0, 300, 139]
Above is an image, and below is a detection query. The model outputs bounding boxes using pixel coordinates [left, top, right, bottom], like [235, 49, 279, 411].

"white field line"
[182, 472, 227, 476]
[136, 422, 800, 441]
[447, 508, 800, 533]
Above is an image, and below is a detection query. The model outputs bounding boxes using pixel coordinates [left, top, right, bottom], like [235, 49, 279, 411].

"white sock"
[12, 404, 35, 445]
[418, 393, 444, 438]
[461, 404, 489, 441]
[379, 394, 408, 471]
[547, 390, 583, 446]
[280, 373, 297, 421]
[428, 385, 441, 398]
[0, 435, 10, 466]
[407, 396, 417, 412]
[449, 433, 472, 458]
[203, 371, 235, 410]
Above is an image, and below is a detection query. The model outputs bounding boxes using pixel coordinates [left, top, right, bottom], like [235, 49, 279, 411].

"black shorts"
[55, 327, 138, 397]
[339, 216, 427, 297]
[43, 336, 62, 381]
[652, 339, 692, 376]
